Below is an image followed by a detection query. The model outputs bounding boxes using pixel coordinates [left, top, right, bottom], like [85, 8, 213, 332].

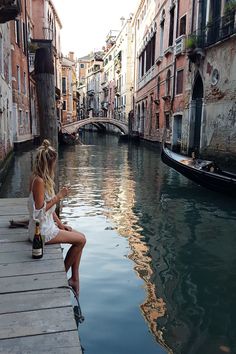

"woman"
[28, 139, 86, 294]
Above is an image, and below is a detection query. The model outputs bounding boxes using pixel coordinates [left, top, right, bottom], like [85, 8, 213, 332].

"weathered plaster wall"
[202, 37, 236, 157]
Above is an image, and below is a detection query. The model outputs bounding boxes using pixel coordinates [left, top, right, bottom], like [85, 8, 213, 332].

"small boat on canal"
[161, 145, 236, 196]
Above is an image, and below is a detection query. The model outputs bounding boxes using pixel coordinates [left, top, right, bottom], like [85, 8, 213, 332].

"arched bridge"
[62, 117, 128, 135]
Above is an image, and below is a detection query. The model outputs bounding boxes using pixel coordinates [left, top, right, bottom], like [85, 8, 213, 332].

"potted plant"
[185, 35, 205, 64]
[185, 35, 198, 50]
[223, 0, 236, 35]
[224, 0, 236, 15]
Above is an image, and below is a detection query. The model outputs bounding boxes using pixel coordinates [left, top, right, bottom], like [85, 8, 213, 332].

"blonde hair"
[33, 139, 57, 195]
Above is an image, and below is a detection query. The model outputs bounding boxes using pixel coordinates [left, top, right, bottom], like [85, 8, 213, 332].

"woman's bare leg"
[46, 229, 86, 294]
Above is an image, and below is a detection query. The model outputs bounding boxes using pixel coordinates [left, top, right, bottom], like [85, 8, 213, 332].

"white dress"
[28, 183, 60, 243]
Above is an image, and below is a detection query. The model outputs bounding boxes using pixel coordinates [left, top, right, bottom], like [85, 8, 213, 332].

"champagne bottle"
[32, 221, 43, 259]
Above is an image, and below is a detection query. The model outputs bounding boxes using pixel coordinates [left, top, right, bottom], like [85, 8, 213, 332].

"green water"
[1, 132, 236, 354]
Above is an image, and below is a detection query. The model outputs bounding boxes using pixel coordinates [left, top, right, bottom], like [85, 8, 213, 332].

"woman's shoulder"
[30, 175, 44, 191]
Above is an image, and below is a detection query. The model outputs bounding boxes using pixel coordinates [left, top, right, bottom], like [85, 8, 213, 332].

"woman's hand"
[64, 225, 72, 231]
[57, 186, 70, 201]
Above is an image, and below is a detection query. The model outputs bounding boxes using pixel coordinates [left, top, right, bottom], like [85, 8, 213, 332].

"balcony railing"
[174, 35, 186, 56]
[87, 89, 95, 96]
[115, 86, 121, 96]
[29, 53, 35, 72]
[0, 0, 21, 23]
[189, 13, 236, 50]
[137, 66, 155, 90]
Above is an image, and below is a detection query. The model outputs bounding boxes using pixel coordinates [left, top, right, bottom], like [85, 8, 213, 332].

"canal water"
[1, 132, 236, 354]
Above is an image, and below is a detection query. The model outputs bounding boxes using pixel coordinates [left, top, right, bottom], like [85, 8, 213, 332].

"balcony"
[174, 35, 186, 56]
[137, 66, 155, 90]
[187, 13, 236, 59]
[87, 89, 95, 96]
[29, 53, 35, 73]
[101, 101, 109, 110]
[115, 86, 121, 96]
[0, 0, 21, 23]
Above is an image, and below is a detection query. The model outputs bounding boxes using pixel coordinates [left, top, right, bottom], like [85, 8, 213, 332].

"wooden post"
[34, 46, 59, 200]
[34, 46, 58, 150]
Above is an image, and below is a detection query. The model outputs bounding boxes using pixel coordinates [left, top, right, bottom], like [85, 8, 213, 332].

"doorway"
[172, 114, 182, 152]
[191, 74, 204, 154]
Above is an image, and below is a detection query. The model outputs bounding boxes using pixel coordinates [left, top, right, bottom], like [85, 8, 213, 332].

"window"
[176, 70, 184, 95]
[80, 63, 84, 68]
[157, 76, 161, 98]
[19, 110, 23, 125]
[26, 111, 29, 126]
[63, 100, 67, 110]
[169, 7, 175, 46]
[151, 33, 156, 66]
[165, 113, 170, 129]
[15, 20, 21, 46]
[22, 21, 25, 53]
[166, 70, 171, 96]
[156, 113, 160, 129]
[23, 72, 27, 94]
[179, 15, 186, 36]
[17, 65, 21, 92]
[160, 20, 165, 56]
[146, 41, 151, 72]
[62, 77, 66, 94]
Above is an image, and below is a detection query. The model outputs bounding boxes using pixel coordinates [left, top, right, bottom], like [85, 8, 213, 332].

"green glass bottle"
[32, 221, 43, 259]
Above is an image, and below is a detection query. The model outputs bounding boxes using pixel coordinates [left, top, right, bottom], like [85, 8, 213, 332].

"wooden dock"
[0, 198, 82, 354]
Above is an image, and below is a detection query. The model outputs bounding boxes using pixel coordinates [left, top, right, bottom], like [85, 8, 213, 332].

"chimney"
[68, 51, 74, 61]
[120, 16, 125, 27]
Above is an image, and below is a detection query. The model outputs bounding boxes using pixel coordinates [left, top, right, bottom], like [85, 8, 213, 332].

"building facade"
[132, 0, 191, 149]
[86, 52, 104, 117]
[102, 31, 118, 119]
[10, 0, 33, 144]
[186, 0, 236, 159]
[77, 54, 91, 119]
[31, 0, 62, 125]
[0, 22, 13, 162]
[61, 52, 77, 125]
[113, 17, 135, 123]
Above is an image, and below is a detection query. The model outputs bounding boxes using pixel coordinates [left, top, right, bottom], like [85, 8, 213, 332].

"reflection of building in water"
[60, 144, 171, 351]
[100, 150, 172, 353]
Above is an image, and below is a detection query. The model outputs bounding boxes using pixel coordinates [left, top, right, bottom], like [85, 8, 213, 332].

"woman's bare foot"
[68, 277, 79, 295]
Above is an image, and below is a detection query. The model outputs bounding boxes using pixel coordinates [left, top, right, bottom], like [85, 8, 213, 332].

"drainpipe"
[24, 0, 32, 137]
[171, 0, 180, 114]
[191, 0, 195, 33]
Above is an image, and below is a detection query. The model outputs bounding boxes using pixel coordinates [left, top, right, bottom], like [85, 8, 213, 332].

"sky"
[53, 0, 139, 58]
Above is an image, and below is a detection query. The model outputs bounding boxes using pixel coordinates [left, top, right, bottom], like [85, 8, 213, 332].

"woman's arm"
[53, 212, 72, 231]
[33, 177, 70, 212]
[53, 212, 65, 229]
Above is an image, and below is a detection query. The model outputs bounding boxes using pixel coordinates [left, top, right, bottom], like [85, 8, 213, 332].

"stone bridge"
[61, 117, 128, 135]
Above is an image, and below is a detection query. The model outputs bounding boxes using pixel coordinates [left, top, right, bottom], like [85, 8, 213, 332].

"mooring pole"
[34, 46, 59, 197]
[34, 46, 58, 150]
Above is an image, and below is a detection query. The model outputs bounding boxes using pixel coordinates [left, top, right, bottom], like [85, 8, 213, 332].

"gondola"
[161, 145, 236, 196]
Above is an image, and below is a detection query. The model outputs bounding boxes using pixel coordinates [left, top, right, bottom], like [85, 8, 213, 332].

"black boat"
[161, 145, 236, 196]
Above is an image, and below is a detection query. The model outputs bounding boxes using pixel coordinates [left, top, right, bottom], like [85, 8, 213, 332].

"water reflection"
[1, 133, 236, 354]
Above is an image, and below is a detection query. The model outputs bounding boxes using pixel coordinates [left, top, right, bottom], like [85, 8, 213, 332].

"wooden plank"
[0, 231, 31, 242]
[0, 272, 68, 294]
[0, 214, 28, 224]
[0, 208, 28, 216]
[0, 331, 82, 354]
[0, 242, 59, 253]
[0, 288, 71, 314]
[0, 198, 81, 352]
[0, 259, 65, 277]
[0, 307, 77, 339]
[0, 198, 28, 206]
[0, 250, 62, 264]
